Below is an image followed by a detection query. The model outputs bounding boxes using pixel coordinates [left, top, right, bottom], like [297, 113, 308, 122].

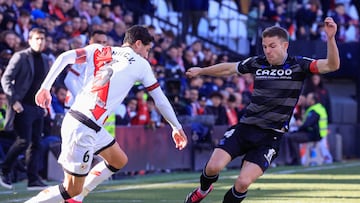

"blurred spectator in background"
[79, 15, 90, 34]
[202, 47, 217, 67]
[295, 0, 323, 40]
[116, 97, 137, 126]
[76, 0, 92, 23]
[330, 3, 359, 42]
[146, 96, 165, 129]
[285, 92, 333, 165]
[109, 20, 126, 45]
[31, 9, 47, 28]
[122, 0, 155, 25]
[225, 93, 239, 126]
[177, 0, 208, 40]
[204, 91, 228, 125]
[0, 31, 17, 58]
[15, 9, 31, 43]
[302, 74, 332, 123]
[185, 88, 202, 116]
[188, 40, 205, 66]
[182, 48, 197, 71]
[130, 84, 150, 126]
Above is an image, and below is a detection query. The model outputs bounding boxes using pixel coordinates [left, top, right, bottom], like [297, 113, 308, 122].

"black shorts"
[216, 123, 283, 172]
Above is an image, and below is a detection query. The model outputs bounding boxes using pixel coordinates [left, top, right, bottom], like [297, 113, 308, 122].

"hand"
[185, 67, 202, 78]
[12, 101, 24, 113]
[35, 88, 52, 108]
[172, 129, 188, 150]
[324, 17, 337, 40]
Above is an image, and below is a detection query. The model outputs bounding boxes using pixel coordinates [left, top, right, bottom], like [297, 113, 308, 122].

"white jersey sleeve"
[64, 64, 87, 96]
[40, 44, 102, 90]
[148, 88, 182, 130]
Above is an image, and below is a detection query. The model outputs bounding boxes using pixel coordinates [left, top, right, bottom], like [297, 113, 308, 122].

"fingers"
[324, 17, 336, 27]
[173, 131, 188, 150]
[185, 70, 194, 78]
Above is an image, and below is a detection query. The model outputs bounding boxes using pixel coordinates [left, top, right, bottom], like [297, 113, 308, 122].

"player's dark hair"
[29, 27, 46, 39]
[90, 30, 107, 38]
[262, 26, 289, 42]
[123, 25, 154, 46]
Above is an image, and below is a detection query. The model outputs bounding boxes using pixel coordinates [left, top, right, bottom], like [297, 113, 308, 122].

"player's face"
[134, 40, 153, 59]
[262, 36, 288, 65]
[90, 34, 108, 46]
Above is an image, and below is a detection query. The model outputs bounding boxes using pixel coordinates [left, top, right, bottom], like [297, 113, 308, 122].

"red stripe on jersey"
[75, 48, 87, 64]
[146, 82, 160, 92]
[90, 46, 113, 120]
[68, 67, 80, 76]
[93, 46, 113, 73]
[309, 60, 319, 74]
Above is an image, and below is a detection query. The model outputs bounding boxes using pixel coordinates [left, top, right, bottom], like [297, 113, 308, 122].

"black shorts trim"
[94, 139, 116, 155]
[63, 167, 88, 177]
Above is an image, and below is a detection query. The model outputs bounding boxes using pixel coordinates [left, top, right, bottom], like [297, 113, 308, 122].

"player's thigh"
[96, 129, 128, 169]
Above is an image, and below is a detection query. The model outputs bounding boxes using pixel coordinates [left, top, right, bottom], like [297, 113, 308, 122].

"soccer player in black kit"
[184, 17, 340, 203]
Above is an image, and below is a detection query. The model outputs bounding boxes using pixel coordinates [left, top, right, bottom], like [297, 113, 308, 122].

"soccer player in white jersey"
[26, 25, 188, 203]
[64, 30, 108, 109]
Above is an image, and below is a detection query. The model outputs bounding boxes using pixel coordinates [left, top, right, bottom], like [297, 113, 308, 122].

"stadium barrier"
[47, 123, 358, 181]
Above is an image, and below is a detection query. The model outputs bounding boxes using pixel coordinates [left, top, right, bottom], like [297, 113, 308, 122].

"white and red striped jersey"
[41, 44, 181, 129]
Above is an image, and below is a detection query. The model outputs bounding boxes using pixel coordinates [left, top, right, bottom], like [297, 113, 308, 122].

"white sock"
[72, 161, 115, 201]
[25, 185, 65, 203]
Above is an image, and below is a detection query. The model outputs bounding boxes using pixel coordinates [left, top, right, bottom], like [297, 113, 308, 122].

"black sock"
[200, 169, 218, 191]
[223, 186, 247, 203]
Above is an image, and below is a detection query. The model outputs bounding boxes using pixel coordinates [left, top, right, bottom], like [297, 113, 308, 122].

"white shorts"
[58, 113, 114, 176]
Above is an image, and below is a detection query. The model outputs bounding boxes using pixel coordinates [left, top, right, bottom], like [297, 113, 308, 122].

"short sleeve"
[236, 57, 256, 74]
[297, 56, 317, 74]
[139, 59, 158, 89]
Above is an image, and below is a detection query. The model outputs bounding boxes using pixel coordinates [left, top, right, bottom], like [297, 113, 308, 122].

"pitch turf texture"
[1, 160, 359, 203]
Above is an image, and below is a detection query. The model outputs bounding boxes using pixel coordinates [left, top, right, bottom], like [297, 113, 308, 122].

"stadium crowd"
[0, 0, 358, 186]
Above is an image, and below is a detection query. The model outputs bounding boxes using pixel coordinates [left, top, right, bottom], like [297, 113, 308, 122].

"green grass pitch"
[1, 160, 359, 202]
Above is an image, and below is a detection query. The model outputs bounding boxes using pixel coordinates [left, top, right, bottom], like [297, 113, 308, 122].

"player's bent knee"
[235, 176, 252, 192]
[113, 154, 128, 169]
[205, 161, 222, 175]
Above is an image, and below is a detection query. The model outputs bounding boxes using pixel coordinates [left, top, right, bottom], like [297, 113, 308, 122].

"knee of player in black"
[200, 169, 219, 191]
[223, 186, 247, 203]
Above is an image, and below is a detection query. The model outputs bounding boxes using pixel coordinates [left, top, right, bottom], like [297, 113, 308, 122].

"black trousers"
[2, 104, 44, 183]
[285, 131, 321, 165]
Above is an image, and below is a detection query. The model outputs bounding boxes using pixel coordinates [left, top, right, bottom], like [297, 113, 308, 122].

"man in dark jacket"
[0, 28, 50, 190]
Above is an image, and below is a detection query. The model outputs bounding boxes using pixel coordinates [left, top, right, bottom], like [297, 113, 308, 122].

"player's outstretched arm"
[185, 62, 238, 78]
[148, 87, 188, 150]
[316, 17, 340, 74]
